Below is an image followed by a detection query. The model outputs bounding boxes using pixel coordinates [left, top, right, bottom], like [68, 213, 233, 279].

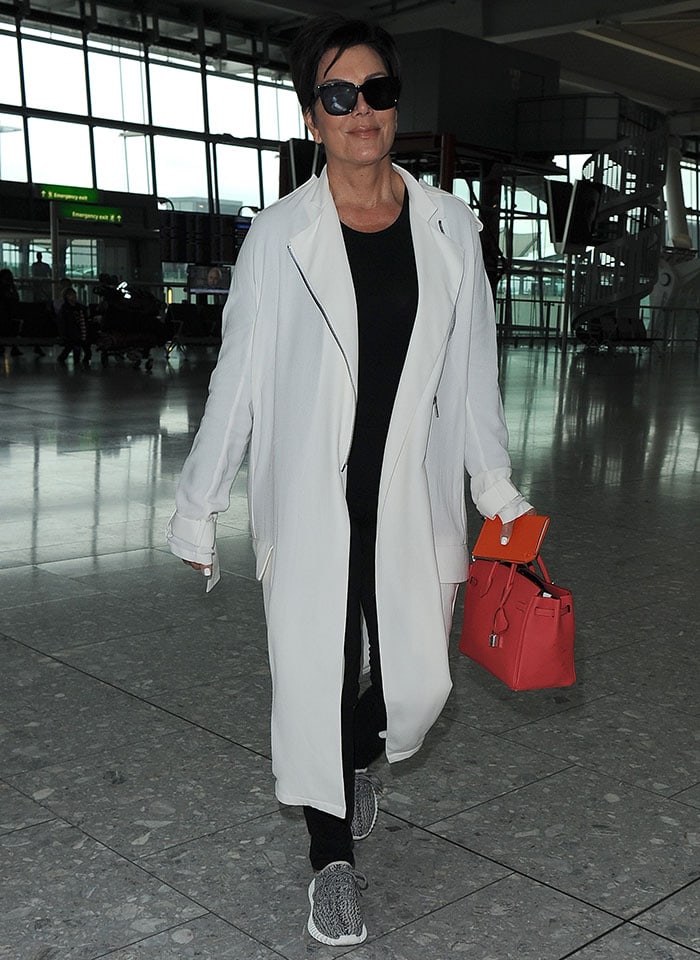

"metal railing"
[496, 297, 700, 348]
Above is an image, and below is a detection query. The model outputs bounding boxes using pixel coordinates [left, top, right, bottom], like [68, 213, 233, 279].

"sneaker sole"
[307, 878, 368, 946]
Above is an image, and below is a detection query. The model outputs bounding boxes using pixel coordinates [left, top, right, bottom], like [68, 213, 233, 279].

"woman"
[168, 15, 533, 947]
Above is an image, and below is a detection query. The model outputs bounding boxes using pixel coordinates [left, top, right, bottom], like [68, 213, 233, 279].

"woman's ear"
[304, 107, 322, 145]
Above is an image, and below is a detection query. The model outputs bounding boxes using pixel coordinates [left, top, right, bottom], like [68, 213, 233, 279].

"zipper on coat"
[287, 243, 358, 470]
[433, 395, 440, 418]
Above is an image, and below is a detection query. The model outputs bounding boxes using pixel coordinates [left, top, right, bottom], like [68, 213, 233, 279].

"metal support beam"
[577, 25, 700, 73]
[484, 0, 700, 43]
[559, 69, 677, 113]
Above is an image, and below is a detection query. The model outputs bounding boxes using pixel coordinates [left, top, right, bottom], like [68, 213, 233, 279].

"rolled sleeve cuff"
[166, 511, 217, 564]
[474, 476, 521, 518]
[474, 477, 533, 522]
[497, 495, 534, 524]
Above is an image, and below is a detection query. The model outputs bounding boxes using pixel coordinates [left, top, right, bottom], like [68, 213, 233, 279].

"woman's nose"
[353, 92, 372, 114]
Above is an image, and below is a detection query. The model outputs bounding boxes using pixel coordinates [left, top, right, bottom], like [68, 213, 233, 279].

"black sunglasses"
[313, 75, 401, 116]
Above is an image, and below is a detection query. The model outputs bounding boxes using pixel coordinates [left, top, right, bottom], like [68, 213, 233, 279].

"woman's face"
[304, 44, 398, 172]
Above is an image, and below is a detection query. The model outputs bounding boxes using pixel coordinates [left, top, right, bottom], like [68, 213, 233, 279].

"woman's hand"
[500, 507, 537, 545]
[182, 559, 212, 578]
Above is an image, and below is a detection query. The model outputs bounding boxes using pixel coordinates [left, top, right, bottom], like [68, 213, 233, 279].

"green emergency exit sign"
[40, 183, 99, 203]
[59, 203, 124, 224]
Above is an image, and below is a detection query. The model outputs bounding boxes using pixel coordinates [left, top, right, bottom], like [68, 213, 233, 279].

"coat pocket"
[435, 540, 469, 583]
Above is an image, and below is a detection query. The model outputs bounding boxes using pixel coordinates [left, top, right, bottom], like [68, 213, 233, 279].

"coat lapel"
[287, 173, 358, 394]
[380, 170, 466, 502]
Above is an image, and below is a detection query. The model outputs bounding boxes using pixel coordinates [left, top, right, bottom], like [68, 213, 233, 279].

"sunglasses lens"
[361, 76, 401, 110]
[319, 82, 357, 116]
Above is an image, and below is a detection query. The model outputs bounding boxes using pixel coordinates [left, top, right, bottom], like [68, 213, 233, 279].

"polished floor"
[1, 343, 699, 960]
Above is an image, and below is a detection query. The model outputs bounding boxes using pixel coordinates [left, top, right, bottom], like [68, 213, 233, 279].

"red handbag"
[459, 555, 575, 691]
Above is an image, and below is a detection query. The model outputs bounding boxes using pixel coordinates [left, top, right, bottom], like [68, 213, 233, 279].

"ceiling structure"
[171, 0, 700, 136]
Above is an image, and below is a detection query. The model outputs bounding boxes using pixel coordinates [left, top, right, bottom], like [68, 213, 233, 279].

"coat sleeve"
[166, 228, 259, 566]
[461, 210, 533, 523]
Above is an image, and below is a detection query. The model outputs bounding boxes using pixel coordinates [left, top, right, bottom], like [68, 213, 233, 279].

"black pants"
[303, 515, 388, 870]
[57, 340, 91, 364]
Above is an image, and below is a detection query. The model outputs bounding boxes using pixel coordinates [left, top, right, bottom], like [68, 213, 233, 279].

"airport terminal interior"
[1, 0, 699, 958]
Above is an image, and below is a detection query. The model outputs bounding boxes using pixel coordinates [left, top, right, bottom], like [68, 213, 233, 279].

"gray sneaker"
[307, 860, 368, 946]
[351, 771, 380, 841]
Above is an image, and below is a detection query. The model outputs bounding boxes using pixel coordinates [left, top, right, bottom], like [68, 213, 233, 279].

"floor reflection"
[1, 346, 699, 568]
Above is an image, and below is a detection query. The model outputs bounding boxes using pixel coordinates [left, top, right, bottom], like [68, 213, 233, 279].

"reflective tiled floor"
[1, 344, 699, 959]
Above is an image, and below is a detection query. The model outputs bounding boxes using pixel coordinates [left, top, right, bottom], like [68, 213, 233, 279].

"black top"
[341, 191, 418, 521]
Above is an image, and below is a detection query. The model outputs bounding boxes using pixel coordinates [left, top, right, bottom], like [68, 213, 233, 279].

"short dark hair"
[288, 15, 401, 115]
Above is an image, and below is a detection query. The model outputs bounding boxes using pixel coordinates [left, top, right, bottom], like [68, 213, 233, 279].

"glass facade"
[0, 5, 305, 211]
[0, 32, 22, 105]
[27, 117, 93, 184]
[88, 50, 149, 125]
[22, 36, 88, 114]
[0, 3, 698, 338]
[0, 112, 25, 180]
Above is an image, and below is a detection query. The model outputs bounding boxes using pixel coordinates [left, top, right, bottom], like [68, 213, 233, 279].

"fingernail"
[500, 537, 508, 545]
[203, 567, 212, 577]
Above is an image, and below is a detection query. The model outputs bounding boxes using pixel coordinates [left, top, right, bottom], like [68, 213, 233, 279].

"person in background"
[0, 268, 22, 357]
[168, 14, 534, 947]
[27, 253, 52, 358]
[56, 287, 91, 367]
[31, 252, 52, 302]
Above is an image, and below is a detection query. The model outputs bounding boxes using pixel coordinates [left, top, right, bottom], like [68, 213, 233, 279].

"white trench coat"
[167, 165, 531, 817]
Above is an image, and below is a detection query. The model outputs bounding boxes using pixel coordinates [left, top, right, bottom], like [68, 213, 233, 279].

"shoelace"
[320, 865, 369, 897]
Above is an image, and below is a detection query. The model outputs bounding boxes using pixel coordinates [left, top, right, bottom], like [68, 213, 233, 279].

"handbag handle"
[487, 555, 554, 646]
[490, 562, 518, 643]
[519, 554, 552, 584]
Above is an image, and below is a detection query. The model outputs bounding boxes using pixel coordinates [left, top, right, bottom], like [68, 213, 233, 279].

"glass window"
[23, 22, 82, 42]
[89, 36, 143, 55]
[258, 82, 305, 141]
[153, 135, 208, 205]
[0, 114, 26, 182]
[215, 143, 260, 211]
[154, 18, 198, 46]
[261, 148, 279, 207]
[681, 164, 698, 209]
[0, 32, 22, 105]
[553, 154, 588, 181]
[215, 60, 255, 81]
[22, 38, 87, 114]
[94, 128, 152, 194]
[65, 238, 97, 278]
[0, 240, 21, 273]
[207, 73, 257, 138]
[27, 118, 92, 186]
[225, 33, 253, 59]
[88, 52, 148, 124]
[452, 179, 479, 205]
[149, 62, 204, 132]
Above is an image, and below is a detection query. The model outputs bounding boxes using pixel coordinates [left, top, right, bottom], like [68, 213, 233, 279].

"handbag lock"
[489, 633, 500, 647]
